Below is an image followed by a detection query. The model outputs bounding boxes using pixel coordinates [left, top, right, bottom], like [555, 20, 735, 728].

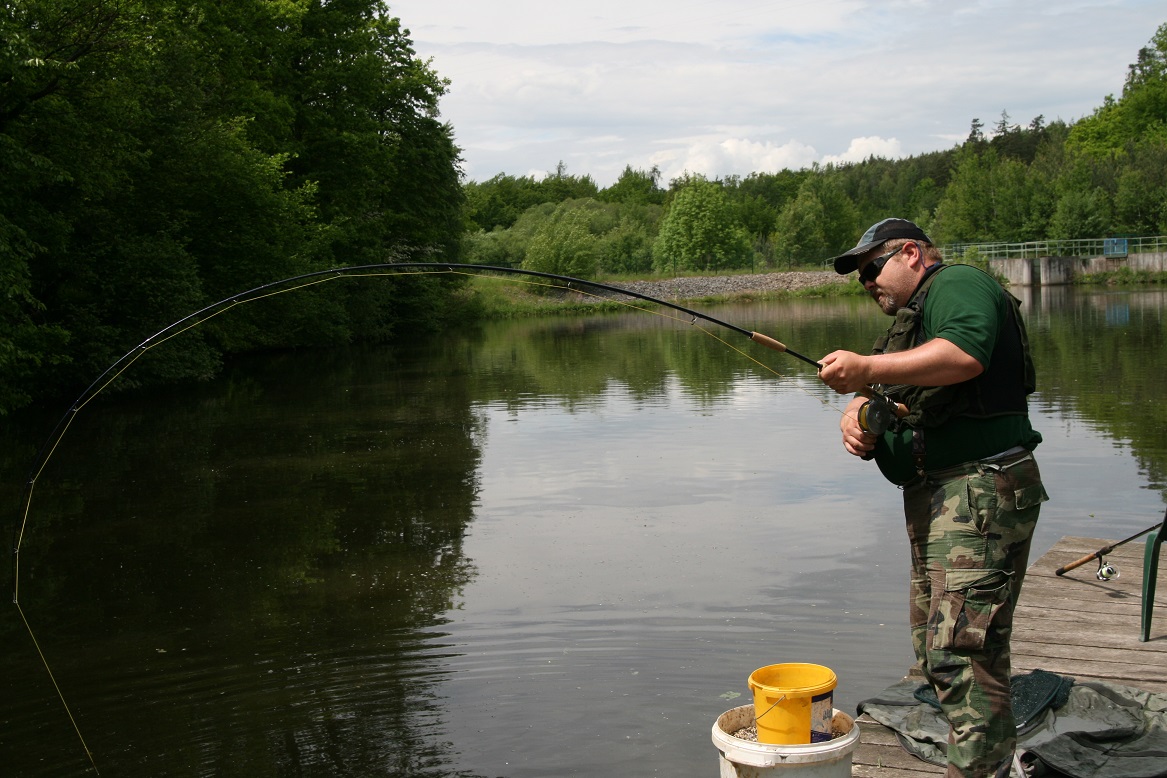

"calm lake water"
[2, 284, 1165, 777]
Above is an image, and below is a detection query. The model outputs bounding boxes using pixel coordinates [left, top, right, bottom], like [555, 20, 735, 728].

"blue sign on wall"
[1103, 238, 1129, 257]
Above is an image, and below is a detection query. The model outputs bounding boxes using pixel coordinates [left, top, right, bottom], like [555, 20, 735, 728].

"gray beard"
[877, 291, 901, 315]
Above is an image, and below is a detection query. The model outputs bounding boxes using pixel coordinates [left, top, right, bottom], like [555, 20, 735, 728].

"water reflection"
[2, 348, 485, 776]
[1, 287, 1164, 776]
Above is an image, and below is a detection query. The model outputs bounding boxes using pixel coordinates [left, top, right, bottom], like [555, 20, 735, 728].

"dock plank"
[852, 535, 1167, 776]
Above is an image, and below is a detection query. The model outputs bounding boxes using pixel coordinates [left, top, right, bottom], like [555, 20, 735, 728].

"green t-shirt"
[872, 265, 1042, 485]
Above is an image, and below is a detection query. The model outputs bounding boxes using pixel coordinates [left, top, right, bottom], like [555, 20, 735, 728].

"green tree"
[1069, 23, 1167, 155]
[596, 205, 661, 275]
[1113, 147, 1167, 234]
[466, 201, 558, 267]
[770, 170, 859, 265]
[772, 187, 830, 267]
[0, 0, 126, 411]
[652, 178, 753, 273]
[0, 0, 467, 412]
[465, 194, 662, 277]
[523, 205, 601, 279]
[729, 194, 779, 266]
[806, 171, 861, 254]
[464, 165, 601, 232]
[830, 151, 957, 231]
[598, 219, 655, 275]
[988, 110, 1049, 163]
[1049, 189, 1112, 239]
[13, 0, 334, 390]
[1048, 158, 1113, 239]
[729, 170, 807, 212]
[967, 117, 986, 145]
[538, 161, 600, 202]
[931, 146, 1050, 243]
[598, 165, 665, 205]
[280, 0, 464, 266]
[464, 174, 547, 231]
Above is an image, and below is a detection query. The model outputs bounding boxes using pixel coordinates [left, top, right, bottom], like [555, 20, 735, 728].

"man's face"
[856, 243, 912, 315]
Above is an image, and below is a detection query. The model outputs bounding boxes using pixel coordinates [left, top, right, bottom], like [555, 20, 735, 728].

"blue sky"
[390, 1, 1164, 186]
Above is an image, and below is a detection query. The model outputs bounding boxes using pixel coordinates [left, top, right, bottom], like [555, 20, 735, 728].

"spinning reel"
[1096, 557, 1120, 581]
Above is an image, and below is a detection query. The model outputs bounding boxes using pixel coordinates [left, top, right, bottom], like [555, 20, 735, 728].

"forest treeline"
[2, 3, 1166, 415]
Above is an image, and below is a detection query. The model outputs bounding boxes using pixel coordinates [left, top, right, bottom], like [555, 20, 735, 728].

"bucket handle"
[755, 694, 787, 721]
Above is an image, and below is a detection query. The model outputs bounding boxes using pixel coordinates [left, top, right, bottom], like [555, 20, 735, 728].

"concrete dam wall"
[988, 252, 1167, 285]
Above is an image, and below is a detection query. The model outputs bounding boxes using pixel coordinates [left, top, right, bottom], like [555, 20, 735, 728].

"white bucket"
[711, 705, 860, 777]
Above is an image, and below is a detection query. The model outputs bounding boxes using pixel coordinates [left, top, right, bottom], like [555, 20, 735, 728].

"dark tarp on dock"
[858, 671, 1167, 777]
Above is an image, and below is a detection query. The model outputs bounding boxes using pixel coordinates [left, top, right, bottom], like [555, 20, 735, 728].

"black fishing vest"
[871, 263, 1036, 436]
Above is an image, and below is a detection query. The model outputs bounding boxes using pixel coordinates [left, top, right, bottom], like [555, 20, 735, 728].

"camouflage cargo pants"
[903, 448, 1047, 778]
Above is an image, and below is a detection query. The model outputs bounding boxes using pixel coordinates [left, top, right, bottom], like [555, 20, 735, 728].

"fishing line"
[14, 602, 99, 774]
[10, 261, 863, 771]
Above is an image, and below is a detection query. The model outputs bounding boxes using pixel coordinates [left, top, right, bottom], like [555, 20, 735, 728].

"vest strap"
[912, 428, 927, 476]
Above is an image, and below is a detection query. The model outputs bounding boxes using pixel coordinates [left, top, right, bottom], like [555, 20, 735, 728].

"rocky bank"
[612, 271, 850, 300]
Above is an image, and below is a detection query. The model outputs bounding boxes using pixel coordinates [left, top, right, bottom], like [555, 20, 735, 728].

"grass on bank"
[1076, 268, 1167, 285]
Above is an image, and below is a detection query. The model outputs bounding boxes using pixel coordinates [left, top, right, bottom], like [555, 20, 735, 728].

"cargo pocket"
[1007, 482, 1049, 512]
[995, 457, 1050, 513]
[929, 569, 1013, 652]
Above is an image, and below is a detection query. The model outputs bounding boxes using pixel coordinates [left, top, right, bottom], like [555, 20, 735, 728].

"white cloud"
[822, 136, 905, 166]
[392, 1, 1164, 186]
[650, 137, 820, 184]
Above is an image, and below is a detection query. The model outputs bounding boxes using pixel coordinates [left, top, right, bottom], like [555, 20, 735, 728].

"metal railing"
[943, 236, 1167, 262]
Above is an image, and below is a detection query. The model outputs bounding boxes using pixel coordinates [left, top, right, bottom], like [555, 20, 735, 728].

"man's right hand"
[841, 396, 877, 458]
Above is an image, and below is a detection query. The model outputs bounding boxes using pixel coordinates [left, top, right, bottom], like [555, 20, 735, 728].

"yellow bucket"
[748, 663, 837, 745]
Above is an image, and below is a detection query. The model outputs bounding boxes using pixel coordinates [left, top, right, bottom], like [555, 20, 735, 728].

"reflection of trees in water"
[1, 344, 486, 776]
[460, 295, 888, 409]
[463, 289, 1167, 493]
[1025, 289, 1167, 492]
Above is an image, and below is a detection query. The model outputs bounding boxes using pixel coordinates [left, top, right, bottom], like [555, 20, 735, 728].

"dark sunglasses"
[858, 243, 908, 285]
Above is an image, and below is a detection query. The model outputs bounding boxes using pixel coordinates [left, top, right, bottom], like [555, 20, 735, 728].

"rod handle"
[749, 331, 788, 352]
[1055, 550, 1102, 576]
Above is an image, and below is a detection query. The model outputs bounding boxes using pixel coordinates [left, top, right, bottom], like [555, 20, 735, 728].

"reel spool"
[1096, 558, 1120, 581]
[857, 395, 895, 436]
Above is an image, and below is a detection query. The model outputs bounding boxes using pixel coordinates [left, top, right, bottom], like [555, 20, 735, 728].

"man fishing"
[816, 218, 1048, 778]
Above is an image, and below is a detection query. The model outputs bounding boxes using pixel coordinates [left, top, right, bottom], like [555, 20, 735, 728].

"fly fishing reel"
[857, 394, 896, 436]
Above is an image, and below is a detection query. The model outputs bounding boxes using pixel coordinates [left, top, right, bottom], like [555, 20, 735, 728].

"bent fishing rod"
[10, 260, 908, 775]
[13, 261, 905, 600]
[1054, 506, 1167, 578]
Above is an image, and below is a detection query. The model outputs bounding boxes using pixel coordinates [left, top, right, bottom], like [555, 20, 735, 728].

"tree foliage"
[0, 0, 465, 413]
[466, 197, 659, 276]
[652, 178, 753, 273]
[1070, 23, 1167, 155]
[463, 162, 598, 232]
[597, 165, 665, 206]
[5, 9, 1167, 415]
[523, 206, 602, 279]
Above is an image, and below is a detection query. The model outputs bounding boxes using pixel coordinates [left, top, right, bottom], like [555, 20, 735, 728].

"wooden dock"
[852, 534, 1167, 776]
